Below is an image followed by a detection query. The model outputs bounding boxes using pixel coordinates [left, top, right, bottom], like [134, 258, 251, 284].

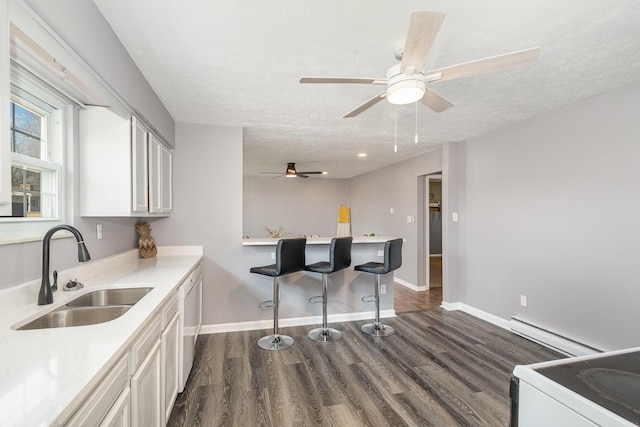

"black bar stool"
[354, 238, 403, 337]
[304, 237, 353, 342]
[250, 238, 306, 350]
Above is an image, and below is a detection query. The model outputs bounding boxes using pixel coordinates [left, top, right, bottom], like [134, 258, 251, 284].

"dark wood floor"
[169, 309, 562, 426]
[395, 286, 442, 313]
[395, 256, 443, 314]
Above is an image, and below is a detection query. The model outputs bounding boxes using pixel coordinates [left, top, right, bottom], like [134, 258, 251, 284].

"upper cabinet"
[79, 106, 172, 217]
[148, 133, 173, 215]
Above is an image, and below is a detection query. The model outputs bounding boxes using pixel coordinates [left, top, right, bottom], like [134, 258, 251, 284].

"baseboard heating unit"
[510, 317, 604, 357]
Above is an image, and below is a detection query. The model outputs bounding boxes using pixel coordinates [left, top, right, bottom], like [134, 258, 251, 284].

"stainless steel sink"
[16, 306, 131, 330]
[65, 287, 153, 307]
[14, 287, 154, 330]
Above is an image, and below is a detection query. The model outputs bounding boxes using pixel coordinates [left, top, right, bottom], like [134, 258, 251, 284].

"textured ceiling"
[94, 0, 640, 178]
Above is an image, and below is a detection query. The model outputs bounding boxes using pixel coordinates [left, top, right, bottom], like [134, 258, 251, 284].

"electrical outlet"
[452, 212, 459, 222]
[377, 250, 384, 257]
[96, 224, 103, 240]
[390, 207, 394, 214]
[380, 284, 387, 294]
[271, 252, 275, 260]
[520, 295, 528, 307]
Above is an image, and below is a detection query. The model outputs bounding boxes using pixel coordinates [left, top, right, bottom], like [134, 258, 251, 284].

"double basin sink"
[16, 287, 153, 330]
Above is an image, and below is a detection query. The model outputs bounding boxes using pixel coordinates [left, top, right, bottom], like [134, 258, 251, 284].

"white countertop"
[242, 236, 397, 246]
[0, 246, 203, 427]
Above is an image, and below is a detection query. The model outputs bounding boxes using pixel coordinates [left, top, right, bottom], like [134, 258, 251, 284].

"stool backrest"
[329, 236, 353, 272]
[275, 238, 307, 275]
[384, 238, 403, 273]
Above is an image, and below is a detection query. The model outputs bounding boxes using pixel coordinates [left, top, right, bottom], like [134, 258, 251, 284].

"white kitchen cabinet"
[148, 133, 173, 215]
[66, 356, 129, 427]
[160, 144, 173, 214]
[131, 339, 162, 427]
[161, 311, 180, 424]
[132, 116, 149, 214]
[79, 106, 172, 217]
[101, 387, 131, 427]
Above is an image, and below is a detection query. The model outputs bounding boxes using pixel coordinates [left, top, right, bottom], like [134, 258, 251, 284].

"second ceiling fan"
[300, 11, 539, 118]
[261, 162, 326, 178]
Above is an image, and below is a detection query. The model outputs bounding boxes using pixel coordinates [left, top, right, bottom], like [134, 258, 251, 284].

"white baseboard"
[200, 309, 397, 335]
[440, 302, 604, 356]
[440, 302, 511, 330]
[394, 277, 427, 292]
[510, 317, 604, 357]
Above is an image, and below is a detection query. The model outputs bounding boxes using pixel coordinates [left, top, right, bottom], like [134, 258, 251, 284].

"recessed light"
[358, 153, 367, 157]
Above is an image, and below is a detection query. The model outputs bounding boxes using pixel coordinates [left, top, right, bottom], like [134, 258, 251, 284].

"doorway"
[394, 174, 443, 314]
[428, 178, 443, 290]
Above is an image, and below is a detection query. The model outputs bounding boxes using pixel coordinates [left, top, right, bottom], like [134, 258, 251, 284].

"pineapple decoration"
[135, 221, 157, 258]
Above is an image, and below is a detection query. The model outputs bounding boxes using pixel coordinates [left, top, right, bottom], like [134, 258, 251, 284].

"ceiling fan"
[261, 162, 326, 179]
[300, 11, 540, 118]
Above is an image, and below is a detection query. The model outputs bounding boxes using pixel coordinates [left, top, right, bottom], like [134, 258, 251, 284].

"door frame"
[417, 173, 442, 290]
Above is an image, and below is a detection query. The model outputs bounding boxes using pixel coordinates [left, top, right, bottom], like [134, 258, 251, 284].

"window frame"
[0, 65, 69, 243]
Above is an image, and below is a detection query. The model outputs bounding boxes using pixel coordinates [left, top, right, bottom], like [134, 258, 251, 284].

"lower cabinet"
[162, 311, 180, 424]
[65, 291, 182, 426]
[65, 356, 129, 427]
[131, 340, 162, 427]
[101, 387, 131, 427]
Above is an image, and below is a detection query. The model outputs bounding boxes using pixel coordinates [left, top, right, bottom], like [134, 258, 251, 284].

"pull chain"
[394, 106, 398, 153]
[415, 99, 419, 143]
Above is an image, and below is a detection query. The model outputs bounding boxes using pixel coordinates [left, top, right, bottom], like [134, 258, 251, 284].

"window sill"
[0, 220, 68, 246]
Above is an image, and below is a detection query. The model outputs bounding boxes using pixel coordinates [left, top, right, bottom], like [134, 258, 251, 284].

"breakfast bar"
[242, 236, 400, 327]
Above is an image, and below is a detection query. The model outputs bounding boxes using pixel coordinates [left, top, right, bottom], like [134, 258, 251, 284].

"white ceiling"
[93, 0, 640, 179]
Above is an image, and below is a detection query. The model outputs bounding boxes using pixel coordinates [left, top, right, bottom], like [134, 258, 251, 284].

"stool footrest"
[361, 295, 376, 303]
[308, 295, 324, 304]
[259, 300, 274, 309]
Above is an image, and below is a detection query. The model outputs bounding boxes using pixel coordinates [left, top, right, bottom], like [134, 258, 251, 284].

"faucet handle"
[51, 270, 58, 292]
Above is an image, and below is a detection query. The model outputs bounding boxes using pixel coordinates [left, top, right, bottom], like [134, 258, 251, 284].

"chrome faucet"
[38, 225, 91, 305]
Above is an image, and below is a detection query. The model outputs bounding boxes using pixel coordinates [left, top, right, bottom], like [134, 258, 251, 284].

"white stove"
[512, 346, 640, 426]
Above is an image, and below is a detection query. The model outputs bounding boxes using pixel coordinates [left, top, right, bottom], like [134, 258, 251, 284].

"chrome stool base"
[308, 327, 342, 343]
[361, 322, 394, 337]
[258, 334, 294, 351]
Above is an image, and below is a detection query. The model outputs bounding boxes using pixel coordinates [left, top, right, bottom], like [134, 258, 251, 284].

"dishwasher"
[178, 261, 202, 392]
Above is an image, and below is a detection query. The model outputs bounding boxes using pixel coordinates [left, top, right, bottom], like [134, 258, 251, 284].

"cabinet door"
[131, 117, 149, 213]
[65, 356, 129, 427]
[162, 312, 180, 424]
[131, 340, 162, 427]
[148, 134, 162, 214]
[160, 145, 173, 214]
[100, 387, 130, 427]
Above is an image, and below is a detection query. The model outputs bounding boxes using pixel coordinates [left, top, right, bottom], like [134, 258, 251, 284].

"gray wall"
[459, 82, 640, 350]
[349, 149, 443, 286]
[243, 176, 350, 238]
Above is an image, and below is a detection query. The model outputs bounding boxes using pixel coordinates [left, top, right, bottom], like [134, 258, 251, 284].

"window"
[0, 70, 67, 242]
[10, 97, 61, 219]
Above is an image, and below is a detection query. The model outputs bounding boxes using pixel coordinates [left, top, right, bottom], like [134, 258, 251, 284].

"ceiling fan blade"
[297, 173, 309, 178]
[427, 47, 540, 83]
[298, 171, 323, 175]
[400, 12, 446, 73]
[343, 92, 387, 118]
[420, 87, 454, 113]
[300, 77, 383, 84]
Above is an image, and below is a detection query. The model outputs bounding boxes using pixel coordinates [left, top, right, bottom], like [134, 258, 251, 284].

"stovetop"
[535, 350, 640, 425]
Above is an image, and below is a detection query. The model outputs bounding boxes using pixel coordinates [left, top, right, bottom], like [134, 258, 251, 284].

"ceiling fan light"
[285, 162, 297, 177]
[386, 79, 426, 105]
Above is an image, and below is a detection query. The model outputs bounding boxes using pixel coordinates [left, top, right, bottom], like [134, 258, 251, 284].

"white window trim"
[0, 63, 69, 244]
